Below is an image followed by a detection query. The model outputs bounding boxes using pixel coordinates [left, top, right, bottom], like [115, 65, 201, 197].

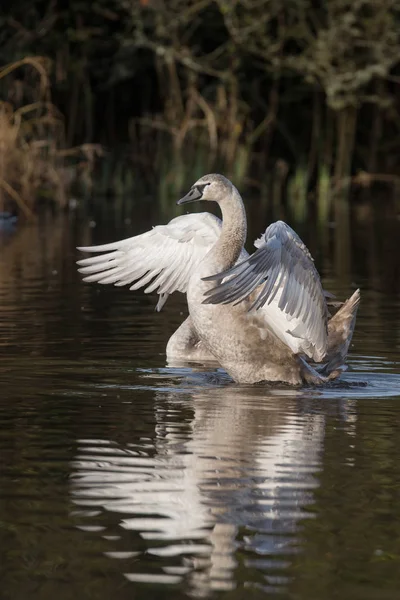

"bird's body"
[77, 174, 360, 385]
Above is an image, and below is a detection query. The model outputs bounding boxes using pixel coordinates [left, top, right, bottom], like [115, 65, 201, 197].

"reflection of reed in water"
[71, 386, 329, 595]
[0, 218, 87, 350]
[0, 218, 122, 356]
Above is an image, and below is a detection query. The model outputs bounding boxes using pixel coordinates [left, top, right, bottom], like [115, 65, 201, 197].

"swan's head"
[177, 174, 233, 206]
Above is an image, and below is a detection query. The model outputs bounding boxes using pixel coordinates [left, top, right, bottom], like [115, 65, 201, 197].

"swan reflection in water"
[70, 382, 356, 594]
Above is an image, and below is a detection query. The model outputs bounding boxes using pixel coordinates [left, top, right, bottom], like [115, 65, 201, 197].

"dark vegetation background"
[1, 0, 400, 221]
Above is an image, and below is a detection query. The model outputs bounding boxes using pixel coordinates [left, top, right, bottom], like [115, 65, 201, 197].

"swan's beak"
[177, 187, 203, 205]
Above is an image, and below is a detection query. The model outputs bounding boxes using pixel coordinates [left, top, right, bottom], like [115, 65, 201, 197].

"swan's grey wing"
[77, 212, 221, 311]
[203, 220, 328, 360]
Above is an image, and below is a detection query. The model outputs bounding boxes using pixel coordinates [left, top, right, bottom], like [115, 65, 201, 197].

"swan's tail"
[300, 289, 360, 384]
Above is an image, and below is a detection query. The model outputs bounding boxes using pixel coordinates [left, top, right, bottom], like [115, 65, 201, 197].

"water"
[1, 211, 400, 600]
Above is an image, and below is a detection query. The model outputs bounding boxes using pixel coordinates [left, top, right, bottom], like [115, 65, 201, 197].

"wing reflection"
[71, 385, 333, 594]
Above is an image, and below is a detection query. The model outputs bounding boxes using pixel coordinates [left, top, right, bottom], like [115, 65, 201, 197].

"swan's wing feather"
[204, 233, 281, 305]
[77, 212, 221, 310]
[203, 220, 328, 359]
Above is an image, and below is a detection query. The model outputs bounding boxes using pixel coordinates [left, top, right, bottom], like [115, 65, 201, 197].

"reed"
[317, 165, 332, 227]
[287, 164, 309, 223]
[0, 58, 101, 219]
[3, 1, 400, 222]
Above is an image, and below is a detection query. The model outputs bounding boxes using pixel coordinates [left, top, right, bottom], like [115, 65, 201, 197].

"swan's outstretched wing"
[203, 220, 328, 361]
[77, 212, 221, 311]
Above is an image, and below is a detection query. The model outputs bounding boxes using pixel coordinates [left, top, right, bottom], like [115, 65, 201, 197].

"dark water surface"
[1, 210, 400, 600]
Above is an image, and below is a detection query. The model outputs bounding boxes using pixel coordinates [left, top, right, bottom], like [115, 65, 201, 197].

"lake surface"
[1, 207, 400, 600]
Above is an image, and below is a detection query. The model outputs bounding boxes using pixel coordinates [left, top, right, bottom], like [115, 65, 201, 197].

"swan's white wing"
[77, 212, 221, 311]
[203, 220, 328, 361]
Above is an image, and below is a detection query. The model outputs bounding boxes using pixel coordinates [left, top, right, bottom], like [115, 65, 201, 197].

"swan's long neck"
[212, 186, 247, 270]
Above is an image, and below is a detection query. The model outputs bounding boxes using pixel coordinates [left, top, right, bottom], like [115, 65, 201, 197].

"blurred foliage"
[0, 57, 102, 217]
[1, 0, 400, 217]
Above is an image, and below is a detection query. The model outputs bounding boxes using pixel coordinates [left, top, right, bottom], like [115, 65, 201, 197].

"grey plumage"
[203, 221, 329, 361]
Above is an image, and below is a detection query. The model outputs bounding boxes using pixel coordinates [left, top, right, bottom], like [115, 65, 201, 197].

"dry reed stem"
[0, 179, 36, 220]
[0, 57, 51, 100]
[0, 57, 100, 217]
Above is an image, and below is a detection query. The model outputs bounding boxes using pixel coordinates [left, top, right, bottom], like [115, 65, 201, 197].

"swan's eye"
[195, 184, 209, 196]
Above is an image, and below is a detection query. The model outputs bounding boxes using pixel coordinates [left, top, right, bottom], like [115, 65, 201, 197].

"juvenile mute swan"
[77, 174, 360, 385]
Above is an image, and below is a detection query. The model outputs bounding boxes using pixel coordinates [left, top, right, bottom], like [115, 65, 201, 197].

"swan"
[77, 173, 360, 385]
